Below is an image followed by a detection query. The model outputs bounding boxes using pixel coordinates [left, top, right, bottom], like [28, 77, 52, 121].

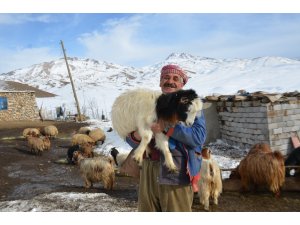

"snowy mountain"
[1, 53, 300, 119]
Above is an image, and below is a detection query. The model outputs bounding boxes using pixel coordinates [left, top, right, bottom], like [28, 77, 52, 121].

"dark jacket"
[126, 111, 206, 185]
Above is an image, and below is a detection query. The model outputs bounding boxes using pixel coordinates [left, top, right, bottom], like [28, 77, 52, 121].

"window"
[0, 97, 8, 110]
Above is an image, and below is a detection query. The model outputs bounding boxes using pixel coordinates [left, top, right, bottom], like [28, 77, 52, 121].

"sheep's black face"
[175, 89, 200, 125]
[156, 89, 202, 126]
[110, 147, 119, 166]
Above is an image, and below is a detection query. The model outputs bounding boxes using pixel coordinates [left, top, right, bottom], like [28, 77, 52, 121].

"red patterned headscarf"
[160, 64, 188, 85]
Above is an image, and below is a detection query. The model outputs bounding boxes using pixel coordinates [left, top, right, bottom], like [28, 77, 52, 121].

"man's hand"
[151, 121, 165, 134]
[132, 131, 141, 141]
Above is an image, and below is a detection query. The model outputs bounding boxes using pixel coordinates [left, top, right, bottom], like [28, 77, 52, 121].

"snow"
[0, 53, 298, 215]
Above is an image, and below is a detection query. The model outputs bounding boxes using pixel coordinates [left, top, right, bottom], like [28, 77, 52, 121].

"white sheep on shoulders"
[111, 88, 202, 172]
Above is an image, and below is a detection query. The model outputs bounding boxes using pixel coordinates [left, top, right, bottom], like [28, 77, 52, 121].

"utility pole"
[60, 40, 82, 121]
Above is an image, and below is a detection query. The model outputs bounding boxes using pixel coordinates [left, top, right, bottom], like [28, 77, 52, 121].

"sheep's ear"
[193, 98, 203, 111]
[179, 97, 189, 104]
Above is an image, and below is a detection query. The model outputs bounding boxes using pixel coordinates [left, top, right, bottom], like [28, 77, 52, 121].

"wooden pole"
[60, 40, 82, 121]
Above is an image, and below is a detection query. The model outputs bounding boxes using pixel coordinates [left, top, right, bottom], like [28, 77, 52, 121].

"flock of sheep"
[23, 125, 119, 191]
[21, 123, 293, 211]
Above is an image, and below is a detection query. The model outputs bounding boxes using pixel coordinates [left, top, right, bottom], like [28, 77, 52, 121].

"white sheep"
[88, 128, 106, 144]
[41, 125, 58, 138]
[111, 88, 202, 172]
[77, 126, 92, 135]
[23, 128, 40, 138]
[73, 151, 115, 190]
[198, 147, 222, 211]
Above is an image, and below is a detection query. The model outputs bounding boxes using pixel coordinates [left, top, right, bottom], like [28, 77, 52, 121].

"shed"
[205, 91, 300, 155]
[0, 80, 56, 121]
[0, 91, 39, 121]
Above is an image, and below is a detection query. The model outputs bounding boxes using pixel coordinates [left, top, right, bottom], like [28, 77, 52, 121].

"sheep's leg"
[240, 177, 249, 193]
[84, 179, 92, 188]
[133, 129, 152, 166]
[155, 133, 177, 172]
[145, 146, 151, 158]
[212, 191, 219, 205]
[199, 189, 210, 211]
[203, 196, 210, 211]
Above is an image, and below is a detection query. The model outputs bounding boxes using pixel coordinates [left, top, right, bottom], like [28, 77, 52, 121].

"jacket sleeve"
[125, 132, 140, 149]
[166, 111, 206, 148]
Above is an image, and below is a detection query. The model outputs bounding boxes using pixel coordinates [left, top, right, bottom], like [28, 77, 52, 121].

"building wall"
[203, 102, 221, 144]
[216, 99, 300, 155]
[267, 101, 300, 155]
[0, 91, 39, 121]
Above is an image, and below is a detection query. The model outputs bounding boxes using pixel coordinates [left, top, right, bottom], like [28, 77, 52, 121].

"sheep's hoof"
[204, 205, 210, 211]
[132, 155, 143, 166]
[166, 165, 178, 173]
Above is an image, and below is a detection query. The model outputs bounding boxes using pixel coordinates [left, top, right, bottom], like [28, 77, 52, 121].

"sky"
[1, 13, 300, 73]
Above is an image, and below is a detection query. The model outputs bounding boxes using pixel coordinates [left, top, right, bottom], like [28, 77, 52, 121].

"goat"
[67, 145, 81, 164]
[111, 88, 202, 172]
[198, 147, 222, 211]
[110, 147, 129, 167]
[67, 143, 94, 164]
[73, 151, 115, 190]
[238, 143, 285, 197]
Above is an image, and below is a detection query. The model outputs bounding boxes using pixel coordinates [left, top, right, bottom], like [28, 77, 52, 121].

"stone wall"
[209, 92, 300, 155]
[0, 91, 39, 121]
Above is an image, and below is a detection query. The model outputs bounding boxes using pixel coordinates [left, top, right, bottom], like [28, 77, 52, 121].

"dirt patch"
[1, 120, 300, 212]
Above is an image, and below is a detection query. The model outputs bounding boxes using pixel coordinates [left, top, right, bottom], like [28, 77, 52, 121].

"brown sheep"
[27, 136, 45, 155]
[71, 134, 95, 146]
[73, 151, 115, 190]
[238, 143, 285, 197]
[81, 142, 94, 158]
[248, 143, 272, 154]
[230, 143, 272, 179]
[41, 136, 51, 151]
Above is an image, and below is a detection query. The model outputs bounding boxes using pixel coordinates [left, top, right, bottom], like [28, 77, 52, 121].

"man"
[125, 64, 206, 211]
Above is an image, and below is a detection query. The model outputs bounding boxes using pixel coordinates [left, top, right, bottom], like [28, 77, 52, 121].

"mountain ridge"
[1, 52, 300, 117]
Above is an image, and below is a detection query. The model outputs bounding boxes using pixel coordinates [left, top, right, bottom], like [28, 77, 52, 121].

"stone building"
[0, 81, 56, 121]
[205, 91, 300, 155]
[0, 91, 40, 121]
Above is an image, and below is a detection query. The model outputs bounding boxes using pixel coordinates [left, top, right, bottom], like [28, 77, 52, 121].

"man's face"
[160, 73, 184, 94]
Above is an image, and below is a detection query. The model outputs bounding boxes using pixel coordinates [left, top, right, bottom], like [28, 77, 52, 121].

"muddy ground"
[1, 120, 300, 212]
